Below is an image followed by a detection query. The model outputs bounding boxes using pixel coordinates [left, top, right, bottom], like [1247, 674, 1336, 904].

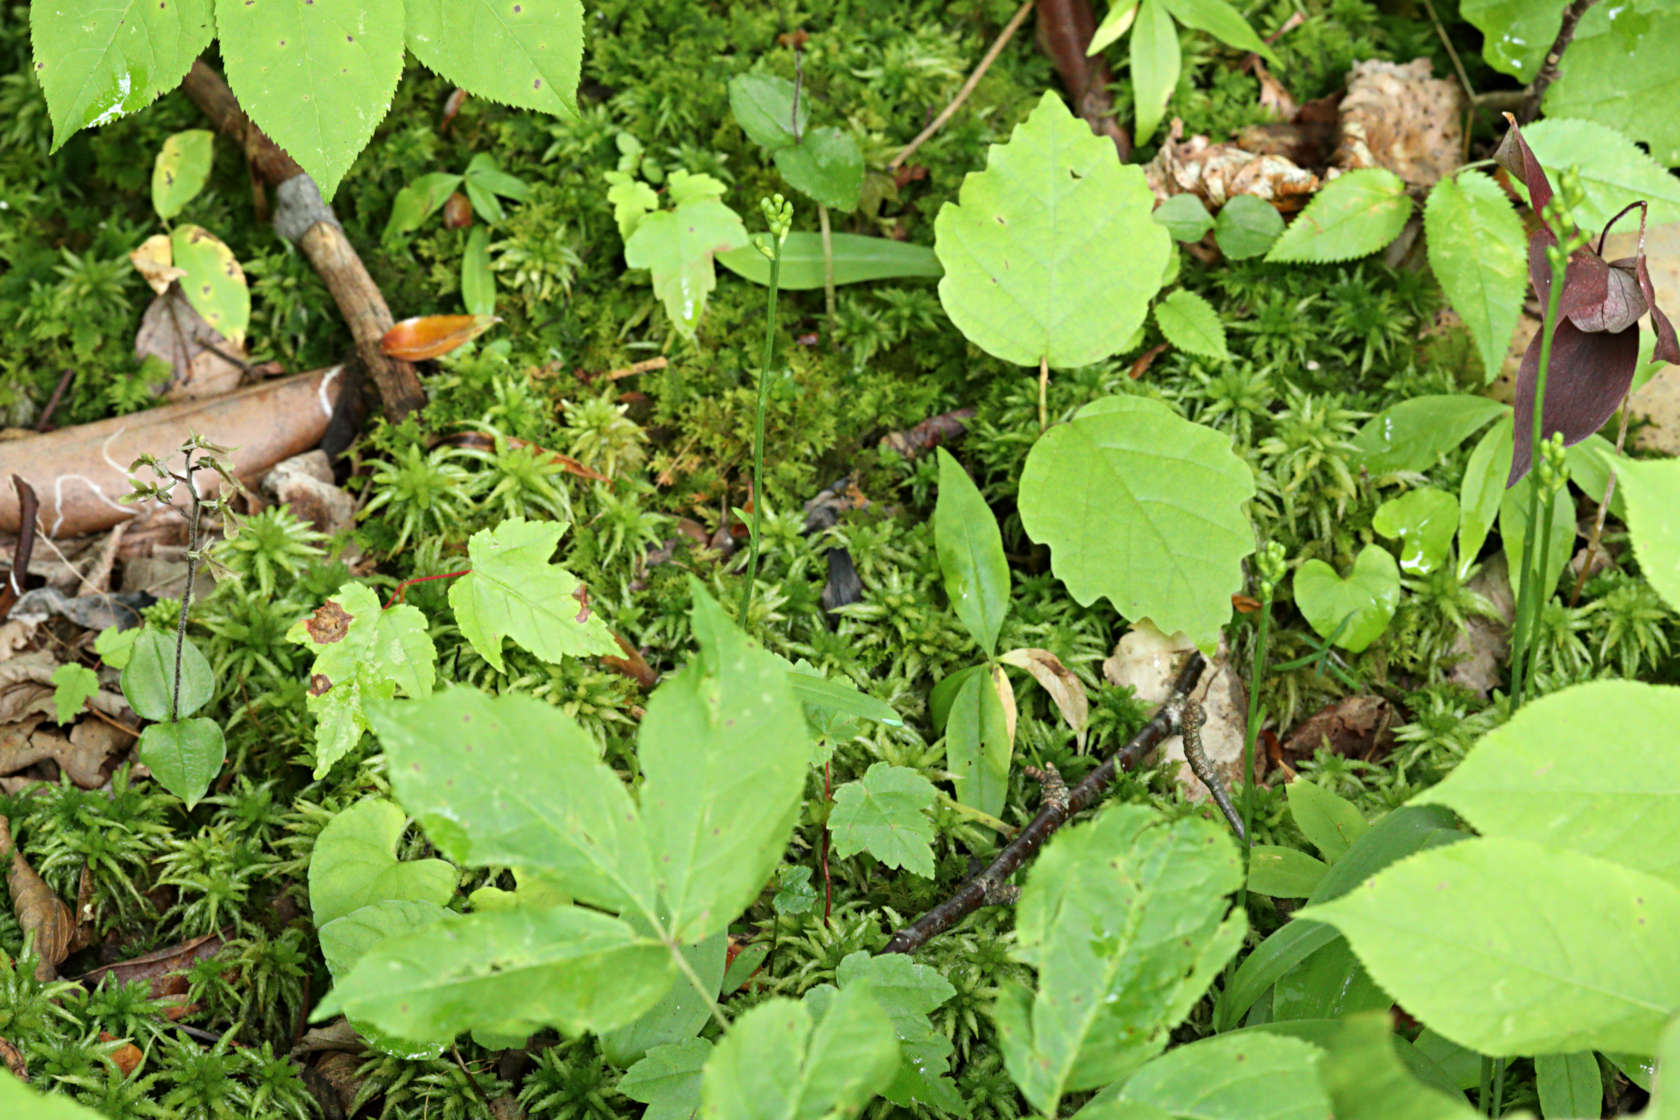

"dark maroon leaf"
[1508, 320, 1640, 487]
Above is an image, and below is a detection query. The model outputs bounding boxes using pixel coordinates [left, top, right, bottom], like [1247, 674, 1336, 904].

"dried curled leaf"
[0, 717, 121, 789]
[380, 314, 501, 360]
[1145, 119, 1320, 213]
[1334, 59, 1465, 187]
[0, 816, 73, 979]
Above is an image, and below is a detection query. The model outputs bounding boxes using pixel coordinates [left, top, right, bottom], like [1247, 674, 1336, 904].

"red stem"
[383, 568, 471, 608]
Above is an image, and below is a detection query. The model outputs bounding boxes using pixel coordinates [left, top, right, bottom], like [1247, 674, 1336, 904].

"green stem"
[738, 237, 784, 625]
[1238, 589, 1272, 892]
[668, 940, 731, 1035]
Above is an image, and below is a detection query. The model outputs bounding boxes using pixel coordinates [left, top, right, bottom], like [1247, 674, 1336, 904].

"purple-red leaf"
[1508, 320, 1640, 487]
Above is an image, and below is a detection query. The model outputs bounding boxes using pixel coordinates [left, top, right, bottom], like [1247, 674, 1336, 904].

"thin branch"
[1521, 0, 1600, 123]
[0, 476, 39, 622]
[1175, 696, 1244, 840]
[889, 0, 1034, 171]
[883, 653, 1207, 955]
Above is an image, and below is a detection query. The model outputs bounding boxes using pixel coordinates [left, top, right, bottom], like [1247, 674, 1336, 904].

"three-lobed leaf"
[50, 663, 99, 725]
[1372, 487, 1458, 576]
[623, 172, 749, 339]
[933, 448, 1010, 655]
[829, 764, 938, 878]
[1266, 168, 1412, 264]
[1425, 171, 1526, 385]
[834, 952, 964, 1114]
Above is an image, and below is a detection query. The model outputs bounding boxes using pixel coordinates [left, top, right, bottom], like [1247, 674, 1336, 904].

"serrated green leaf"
[830, 764, 938, 878]
[718, 232, 940, 289]
[151, 129, 214, 220]
[836, 953, 965, 1115]
[1425, 172, 1526, 384]
[639, 582, 811, 942]
[1018, 395, 1254, 653]
[217, 0, 405, 199]
[369, 687, 657, 917]
[1130, 0, 1180, 145]
[169, 224, 248, 347]
[944, 667, 1011, 818]
[385, 172, 464, 239]
[1458, 416, 1514, 580]
[1160, 0, 1278, 64]
[1517, 119, 1680, 230]
[406, 0, 582, 119]
[1085, 1032, 1328, 1119]
[934, 92, 1169, 369]
[448, 518, 617, 672]
[624, 173, 749, 339]
[1266, 169, 1412, 263]
[1248, 844, 1329, 899]
[933, 448, 1009, 654]
[30, 0, 214, 150]
[622, 1039, 712, 1120]
[774, 126, 863, 211]
[1352, 394, 1506, 475]
[1545, 10, 1680, 167]
[136, 717, 223, 809]
[1460, 0, 1566, 80]
[1293, 545, 1400, 654]
[1214, 193, 1285, 259]
[727, 74, 807, 151]
[308, 798, 457, 929]
[95, 626, 138, 670]
[1152, 193, 1215, 241]
[773, 866, 817, 917]
[50, 663, 98, 725]
[1616, 454, 1680, 618]
[1154, 288, 1229, 360]
[1372, 487, 1458, 576]
[121, 629, 213, 722]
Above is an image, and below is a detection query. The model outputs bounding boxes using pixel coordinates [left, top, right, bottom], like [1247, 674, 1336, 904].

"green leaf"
[1266, 169, 1412, 263]
[829, 764, 938, 878]
[170, 224, 249, 346]
[784, 665, 902, 733]
[448, 517, 618, 673]
[1461, 0, 1566, 80]
[699, 988, 898, 1120]
[835, 952, 965, 1115]
[216, 0, 404, 199]
[136, 717, 224, 809]
[1088, 1032, 1328, 1119]
[94, 626, 138, 670]
[1248, 844, 1329, 899]
[1088, 1, 1141, 55]
[1271, 937, 1389, 1022]
[999, 804, 1245, 1112]
[1353, 395, 1507, 475]
[1564, 434, 1627, 522]
[1537, 1052, 1602, 1119]
[624, 172, 749, 339]
[934, 91, 1170, 369]
[463, 153, 530, 202]
[1457, 417, 1513, 580]
[943, 667, 1011, 818]
[1018, 395, 1255, 653]
[1214, 920, 1341, 1032]
[369, 688, 656, 917]
[407, 0, 581, 118]
[1616, 455, 1680, 617]
[772, 866, 817, 917]
[718, 233, 940, 289]
[1425, 172, 1527, 384]
[121, 629, 213, 722]
[287, 582, 436, 778]
[727, 74, 807, 151]
[29, 0, 214, 150]
[1301, 837, 1680, 1055]
[774, 127, 864, 212]
[1372, 488, 1459, 576]
[1152, 193, 1215, 241]
[1214, 195, 1285, 260]
[1499, 472, 1574, 607]
[622, 1039, 712, 1120]
[1129, 0, 1181, 145]
[1648, 1018, 1680, 1115]
[1298, 1012, 1483, 1120]
[317, 899, 449, 982]
[151, 129, 214, 220]
[49, 663, 98, 725]
[0, 1068, 113, 1119]
[1159, 0, 1278, 64]
[1545, 10, 1680, 167]
[1287, 780, 1369, 861]
[308, 798, 456, 929]
[639, 582, 812, 942]
[934, 448, 1010, 654]
[1516, 119, 1680, 231]
[316, 905, 675, 1045]
[603, 933, 728, 1068]
[1415, 680, 1680, 886]
[1153, 288, 1229, 360]
[385, 172, 464, 239]
[463, 178, 504, 225]
[1292, 544, 1400, 654]
[462, 224, 495, 315]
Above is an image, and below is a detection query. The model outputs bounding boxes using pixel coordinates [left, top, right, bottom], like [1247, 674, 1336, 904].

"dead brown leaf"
[135, 283, 247, 402]
[1145, 119, 1320, 212]
[0, 815, 73, 979]
[129, 235, 186, 296]
[0, 718, 120, 789]
[999, 647, 1089, 751]
[0, 1036, 25, 1079]
[98, 1032, 143, 1077]
[1281, 694, 1396, 764]
[1334, 59, 1464, 187]
[381, 315, 500, 360]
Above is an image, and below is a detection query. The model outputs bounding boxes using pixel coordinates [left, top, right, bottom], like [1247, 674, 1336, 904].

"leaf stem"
[1235, 582, 1273, 916]
[668, 940, 731, 1035]
[738, 233, 784, 625]
[1037, 356, 1050, 432]
[172, 460, 203, 725]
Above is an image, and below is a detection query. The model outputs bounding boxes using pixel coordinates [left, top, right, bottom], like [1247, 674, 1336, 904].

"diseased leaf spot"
[308, 674, 331, 696]
[306, 601, 353, 643]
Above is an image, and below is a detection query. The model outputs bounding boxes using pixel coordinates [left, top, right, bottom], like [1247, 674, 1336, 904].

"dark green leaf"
[136, 717, 223, 809]
[727, 74, 806, 151]
[934, 448, 1010, 655]
[1213, 195, 1284, 260]
[774, 126, 863, 211]
[121, 629, 213, 722]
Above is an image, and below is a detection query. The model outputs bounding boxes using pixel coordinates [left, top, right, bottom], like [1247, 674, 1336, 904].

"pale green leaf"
[1301, 837, 1680, 1056]
[835, 952, 965, 1115]
[934, 448, 1010, 654]
[121, 629, 213, 722]
[1088, 1, 1141, 55]
[169, 224, 249, 346]
[448, 517, 618, 672]
[1457, 417, 1513, 580]
[1353, 394, 1506, 475]
[151, 129, 214, 220]
[1425, 172, 1526, 384]
[462, 224, 495, 315]
[934, 92, 1169, 369]
[1130, 0, 1180, 145]
[1288, 780, 1370, 861]
[406, 0, 582, 118]
[604, 934, 728, 1068]
[1545, 11, 1680, 167]
[1088, 1032, 1329, 1119]
[1517, 119, 1680, 229]
[217, 0, 405, 199]
[317, 899, 449, 982]
[50, 663, 98, 725]
[1647, 1017, 1680, 1117]
[136, 717, 223, 809]
[1461, 0, 1566, 80]
[1267, 169, 1412, 263]
[1154, 288, 1229, 360]
[1372, 488, 1459, 576]
[1214, 194, 1284, 260]
[623, 1039, 712, 1120]
[308, 797, 457, 928]
[639, 582, 811, 942]
[1153, 193, 1215, 241]
[943, 666, 1011, 818]
[1537, 1052, 1602, 1118]
[1018, 395, 1254, 653]
[385, 172, 464, 239]
[1617, 454, 1680, 617]
[624, 173, 750, 338]
[718, 233, 940, 289]
[1293, 546, 1401, 654]
[830, 764, 938, 878]
[0, 1069, 112, 1119]
[95, 626, 138, 670]
[604, 171, 660, 240]
[1248, 844, 1329, 899]
[728, 74, 807, 151]
[29, 0, 213, 149]
[774, 126, 863, 211]
[1499, 473, 1574, 606]
[1160, 0, 1278, 64]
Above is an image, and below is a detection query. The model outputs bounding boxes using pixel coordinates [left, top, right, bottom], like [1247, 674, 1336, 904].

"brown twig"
[1570, 387, 1633, 605]
[602, 356, 670, 381]
[0, 477, 39, 622]
[889, 0, 1034, 171]
[1521, 0, 1600, 123]
[35, 371, 73, 432]
[883, 652, 1207, 954]
[1175, 696, 1245, 840]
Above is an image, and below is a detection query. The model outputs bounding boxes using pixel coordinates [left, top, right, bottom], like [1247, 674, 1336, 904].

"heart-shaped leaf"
[1372, 488, 1459, 576]
[136, 717, 224, 809]
[1293, 545, 1400, 653]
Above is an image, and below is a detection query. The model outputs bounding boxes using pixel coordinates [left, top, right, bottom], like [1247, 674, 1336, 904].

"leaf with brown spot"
[380, 314, 500, 360]
[0, 816, 73, 979]
[305, 601, 353, 644]
[999, 647, 1090, 751]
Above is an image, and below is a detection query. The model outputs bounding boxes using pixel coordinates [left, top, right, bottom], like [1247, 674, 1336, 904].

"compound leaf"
[406, 0, 583, 119]
[1425, 172, 1526, 384]
[307, 797, 457, 929]
[1266, 169, 1412, 264]
[829, 764, 938, 878]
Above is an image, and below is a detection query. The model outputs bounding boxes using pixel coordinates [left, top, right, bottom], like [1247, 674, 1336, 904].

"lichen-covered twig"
[1173, 696, 1246, 841]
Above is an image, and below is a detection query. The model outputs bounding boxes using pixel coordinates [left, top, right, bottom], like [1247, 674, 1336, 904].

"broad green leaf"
[407, 0, 582, 119]
[1248, 844, 1329, 899]
[622, 1039, 712, 1120]
[1373, 488, 1458, 576]
[151, 129, 214, 220]
[169, 224, 249, 347]
[1160, 0, 1278, 63]
[50, 663, 98, 725]
[1536, 1051, 1602, 1118]
[316, 905, 675, 1044]
[385, 172, 464, 239]
[772, 866, 817, 916]
[1352, 394, 1506, 476]
[934, 92, 1170, 369]
[1517, 119, 1680, 230]
[829, 764, 938, 878]
[998, 804, 1245, 1112]
[774, 126, 864, 212]
[1287, 780, 1369, 861]
[1413, 1030, 1485, 1093]
[0, 1069, 112, 1119]
[136, 717, 223, 809]
[1545, 10, 1680, 167]
[1266, 169, 1412, 263]
[639, 582, 811, 942]
[1461, 0, 1566, 80]
[121, 629, 213, 722]
[1214, 920, 1340, 1032]
[835, 952, 965, 1115]
[448, 518, 617, 672]
[1648, 1017, 1680, 1116]
[1292, 545, 1400, 654]
[1271, 937, 1389, 1021]
[1130, 0, 1181, 145]
[718, 233, 940, 289]
[699, 988, 898, 1120]
[784, 664, 902, 733]
[308, 798, 457, 928]
[369, 688, 656, 917]
[1415, 680, 1680, 886]
[1425, 172, 1526, 384]
[1458, 417, 1513, 580]
[603, 933, 728, 1068]
[462, 224, 495, 316]
[1088, 1, 1141, 54]
[1153, 193, 1215, 241]
[934, 448, 1010, 654]
[30, 0, 213, 149]
[1293, 1012, 1483, 1120]
[727, 74, 807, 151]
[943, 666, 1011, 818]
[317, 899, 449, 982]
[1018, 395, 1255, 653]
[1301, 837, 1680, 1056]
[287, 582, 436, 778]
[217, 0, 405, 199]
[1617, 455, 1680, 617]
[929, 664, 983, 731]
[1499, 472, 1574, 606]
[1087, 1032, 1328, 1119]
[624, 172, 749, 338]
[1153, 288, 1229, 360]
[1214, 194, 1285, 260]
[463, 177, 504, 225]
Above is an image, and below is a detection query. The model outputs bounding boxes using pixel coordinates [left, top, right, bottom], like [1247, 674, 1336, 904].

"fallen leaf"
[0, 718, 121, 788]
[77, 930, 226, 1018]
[380, 314, 501, 360]
[1334, 58, 1464, 188]
[1145, 119, 1320, 212]
[0, 1036, 24, 1079]
[135, 284, 247, 401]
[1280, 694, 1397, 764]
[0, 815, 73, 979]
[999, 647, 1090, 751]
[97, 1032, 143, 1077]
[129, 234, 185, 296]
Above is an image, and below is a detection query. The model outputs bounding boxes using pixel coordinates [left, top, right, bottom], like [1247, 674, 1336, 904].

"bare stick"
[1174, 696, 1244, 840]
[603, 357, 670, 381]
[883, 653, 1207, 955]
[888, 0, 1034, 172]
[1521, 0, 1600, 123]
